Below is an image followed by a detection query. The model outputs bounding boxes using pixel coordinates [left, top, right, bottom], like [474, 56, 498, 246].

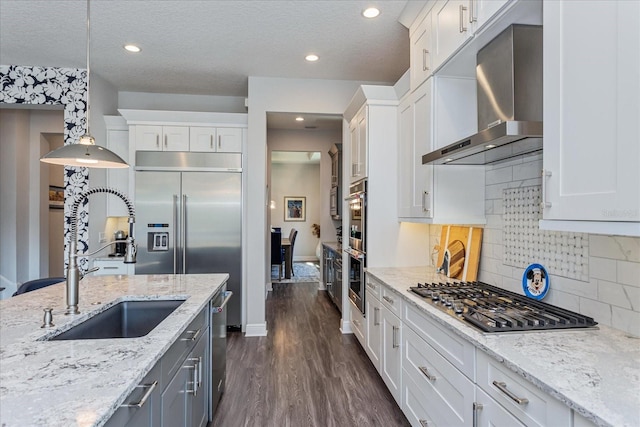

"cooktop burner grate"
[409, 281, 597, 333]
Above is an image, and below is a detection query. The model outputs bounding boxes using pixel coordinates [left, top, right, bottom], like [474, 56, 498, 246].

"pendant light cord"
[85, 0, 91, 135]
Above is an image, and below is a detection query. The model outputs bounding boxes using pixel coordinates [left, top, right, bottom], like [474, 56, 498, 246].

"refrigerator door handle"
[173, 194, 178, 274]
[182, 194, 187, 273]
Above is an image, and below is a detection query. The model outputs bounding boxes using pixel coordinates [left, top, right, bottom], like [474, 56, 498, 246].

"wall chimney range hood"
[422, 24, 543, 165]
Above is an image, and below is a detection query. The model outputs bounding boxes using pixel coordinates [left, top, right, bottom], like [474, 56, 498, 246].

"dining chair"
[288, 229, 298, 277]
[271, 230, 284, 280]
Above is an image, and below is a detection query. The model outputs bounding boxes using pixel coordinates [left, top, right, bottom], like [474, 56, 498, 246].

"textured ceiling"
[0, 0, 410, 97]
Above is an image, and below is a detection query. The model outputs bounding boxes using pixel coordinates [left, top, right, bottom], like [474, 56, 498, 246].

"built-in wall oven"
[345, 179, 366, 314]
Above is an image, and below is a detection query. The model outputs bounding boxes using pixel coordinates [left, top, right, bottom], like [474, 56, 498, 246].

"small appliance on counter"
[110, 230, 127, 257]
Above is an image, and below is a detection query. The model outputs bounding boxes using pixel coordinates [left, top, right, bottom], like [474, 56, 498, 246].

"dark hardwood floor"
[210, 282, 410, 427]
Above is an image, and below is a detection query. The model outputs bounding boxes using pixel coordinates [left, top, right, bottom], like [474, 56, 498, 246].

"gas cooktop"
[409, 281, 597, 333]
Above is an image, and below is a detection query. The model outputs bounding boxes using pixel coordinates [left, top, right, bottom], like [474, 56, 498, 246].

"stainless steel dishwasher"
[209, 284, 232, 420]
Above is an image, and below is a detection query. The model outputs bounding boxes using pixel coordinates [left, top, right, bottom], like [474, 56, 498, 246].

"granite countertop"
[0, 274, 228, 427]
[366, 266, 640, 427]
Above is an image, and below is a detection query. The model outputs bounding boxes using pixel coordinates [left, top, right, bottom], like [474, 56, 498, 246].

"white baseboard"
[244, 323, 268, 337]
[293, 256, 320, 263]
[340, 319, 353, 334]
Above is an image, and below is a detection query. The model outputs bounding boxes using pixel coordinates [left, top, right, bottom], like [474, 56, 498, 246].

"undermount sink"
[50, 300, 185, 340]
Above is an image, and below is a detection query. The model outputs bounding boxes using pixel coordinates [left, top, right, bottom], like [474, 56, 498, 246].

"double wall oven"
[345, 179, 366, 314]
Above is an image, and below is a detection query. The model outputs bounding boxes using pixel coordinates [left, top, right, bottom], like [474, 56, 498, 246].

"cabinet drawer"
[402, 368, 435, 427]
[380, 286, 403, 318]
[365, 274, 381, 300]
[161, 306, 208, 386]
[404, 303, 475, 379]
[403, 326, 474, 426]
[92, 260, 129, 276]
[104, 362, 161, 427]
[349, 298, 366, 346]
[477, 351, 571, 426]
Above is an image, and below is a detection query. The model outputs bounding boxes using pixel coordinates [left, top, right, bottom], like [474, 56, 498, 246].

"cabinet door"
[412, 82, 433, 218]
[397, 95, 414, 218]
[474, 387, 526, 427]
[432, 0, 473, 70]
[190, 330, 209, 427]
[357, 110, 367, 179]
[106, 128, 130, 216]
[543, 1, 640, 226]
[474, 0, 509, 31]
[104, 363, 161, 427]
[135, 125, 163, 151]
[189, 127, 217, 152]
[381, 305, 402, 405]
[410, 10, 433, 90]
[349, 119, 359, 182]
[161, 358, 189, 427]
[216, 127, 243, 152]
[162, 126, 190, 151]
[365, 291, 382, 372]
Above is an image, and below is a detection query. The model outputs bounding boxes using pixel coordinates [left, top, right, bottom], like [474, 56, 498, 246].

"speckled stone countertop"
[366, 266, 640, 427]
[0, 274, 228, 427]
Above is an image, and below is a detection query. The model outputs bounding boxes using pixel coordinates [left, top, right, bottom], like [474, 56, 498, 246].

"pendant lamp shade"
[40, 0, 129, 169]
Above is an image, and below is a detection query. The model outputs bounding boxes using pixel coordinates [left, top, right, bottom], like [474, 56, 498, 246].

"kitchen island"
[366, 266, 640, 427]
[0, 273, 228, 427]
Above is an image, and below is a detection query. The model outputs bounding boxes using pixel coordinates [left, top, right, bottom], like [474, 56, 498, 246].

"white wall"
[246, 77, 365, 336]
[270, 162, 321, 260]
[118, 91, 246, 113]
[428, 153, 640, 337]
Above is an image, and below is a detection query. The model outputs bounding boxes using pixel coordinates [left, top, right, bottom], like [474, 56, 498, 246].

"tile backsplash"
[429, 153, 640, 337]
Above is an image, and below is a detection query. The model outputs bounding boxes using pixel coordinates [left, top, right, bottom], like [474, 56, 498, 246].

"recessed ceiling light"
[362, 7, 380, 18]
[305, 54, 319, 62]
[295, 117, 304, 122]
[444, 158, 453, 163]
[124, 44, 141, 53]
[485, 144, 496, 149]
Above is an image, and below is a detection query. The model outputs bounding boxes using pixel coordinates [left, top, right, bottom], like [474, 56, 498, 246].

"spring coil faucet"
[66, 187, 137, 315]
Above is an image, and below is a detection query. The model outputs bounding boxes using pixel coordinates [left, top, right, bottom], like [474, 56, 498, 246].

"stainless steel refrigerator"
[135, 151, 242, 327]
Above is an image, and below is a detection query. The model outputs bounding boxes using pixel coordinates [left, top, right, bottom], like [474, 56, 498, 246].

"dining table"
[281, 237, 293, 279]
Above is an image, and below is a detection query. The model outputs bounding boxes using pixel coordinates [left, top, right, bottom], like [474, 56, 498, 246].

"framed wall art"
[49, 185, 64, 209]
[284, 196, 306, 222]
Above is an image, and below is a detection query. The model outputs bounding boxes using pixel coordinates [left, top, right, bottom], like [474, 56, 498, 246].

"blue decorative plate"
[522, 264, 549, 300]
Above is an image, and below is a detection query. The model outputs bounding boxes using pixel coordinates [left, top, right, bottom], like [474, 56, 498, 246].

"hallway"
[211, 282, 410, 427]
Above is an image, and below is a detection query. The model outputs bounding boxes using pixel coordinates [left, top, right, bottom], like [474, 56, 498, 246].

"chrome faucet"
[66, 187, 137, 315]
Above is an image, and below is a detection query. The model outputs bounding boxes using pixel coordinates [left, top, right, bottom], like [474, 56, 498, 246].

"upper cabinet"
[135, 125, 190, 151]
[104, 116, 131, 217]
[189, 127, 242, 153]
[410, 9, 433, 91]
[540, 0, 640, 236]
[349, 107, 368, 183]
[432, 0, 475, 70]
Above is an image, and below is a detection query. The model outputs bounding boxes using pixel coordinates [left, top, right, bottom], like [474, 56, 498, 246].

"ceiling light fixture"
[295, 117, 304, 122]
[305, 54, 319, 62]
[124, 44, 141, 53]
[485, 144, 497, 149]
[362, 7, 380, 18]
[41, 0, 128, 169]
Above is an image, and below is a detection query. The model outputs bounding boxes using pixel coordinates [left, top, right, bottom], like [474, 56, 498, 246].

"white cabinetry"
[189, 127, 242, 153]
[365, 277, 382, 371]
[541, 0, 640, 236]
[104, 116, 131, 217]
[380, 288, 403, 406]
[91, 259, 131, 276]
[410, 8, 433, 91]
[349, 298, 366, 345]
[432, 0, 474, 71]
[473, 387, 526, 427]
[474, 0, 510, 30]
[349, 107, 368, 183]
[135, 125, 190, 151]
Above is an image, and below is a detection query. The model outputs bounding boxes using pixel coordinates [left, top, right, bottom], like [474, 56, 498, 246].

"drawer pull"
[366, 282, 376, 290]
[419, 420, 429, 427]
[382, 295, 395, 305]
[492, 381, 529, 405]
[373, 307, 380, 326]
[121, 381, 158, 408]
[418, 366, 436, 381]
[102, 266, 119, 270]
[181, 328, 201, 342]
[392, 325, 399, 348]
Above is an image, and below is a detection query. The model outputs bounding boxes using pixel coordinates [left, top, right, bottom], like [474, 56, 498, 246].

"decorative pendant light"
[41, 0, 128, 169]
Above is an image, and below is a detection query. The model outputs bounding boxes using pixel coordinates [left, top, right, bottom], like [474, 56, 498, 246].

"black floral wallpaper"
[0, 65, 90, 271]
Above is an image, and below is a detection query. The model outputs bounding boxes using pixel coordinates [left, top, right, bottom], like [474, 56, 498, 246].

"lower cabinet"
[105, 304, 211, 427]
[350, 298, 366, 345]
[380, 304, 402, 405]
[473, 387, 526, 427]
[365, 289, 382, 372]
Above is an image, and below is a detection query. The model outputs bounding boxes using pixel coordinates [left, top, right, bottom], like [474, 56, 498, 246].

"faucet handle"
[41, 308, 55, 328]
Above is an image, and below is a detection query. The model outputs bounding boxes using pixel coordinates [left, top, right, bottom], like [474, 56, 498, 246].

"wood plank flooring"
[210, 282, 410, 427]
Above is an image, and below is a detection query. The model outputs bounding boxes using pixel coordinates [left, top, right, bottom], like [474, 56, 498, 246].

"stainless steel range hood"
[423, 24, 543, 165]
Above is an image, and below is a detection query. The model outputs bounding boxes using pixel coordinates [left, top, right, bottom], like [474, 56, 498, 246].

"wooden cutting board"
[436, 225, 483, 281]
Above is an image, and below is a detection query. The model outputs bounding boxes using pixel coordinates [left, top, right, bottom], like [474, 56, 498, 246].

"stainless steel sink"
[50, 300, 185, 340]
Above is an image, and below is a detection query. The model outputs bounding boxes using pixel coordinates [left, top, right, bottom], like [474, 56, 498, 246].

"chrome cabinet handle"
[173, 194, 178, 274]
[212, 291, 233, 313]
[374, 307, 380, 326]
[419, 420, 429, 427]
[419, 366, 436, 381]
[121, 381, 158, 408]
[181, 328, 201, 342]
[473, 402, 483, 427]
[469, 0, 477, 23]
[186, 358, 199, 396]
[492, 381, 529, 405]
[422, 48, 429, 71]
[164, 134, 168, 148]
[459, 5, 468, 32]
[366, 281, 376, 290]
[422, 190, 430, 213]
[210, 134, 214, 149]
[383, 295, 395, 305]
[218, 135, 222, 149]
[392, 325, 399, 348]
[182, 194, 187, 272]
[541, 170, 552, 208]
[156, 134, 160, 149]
